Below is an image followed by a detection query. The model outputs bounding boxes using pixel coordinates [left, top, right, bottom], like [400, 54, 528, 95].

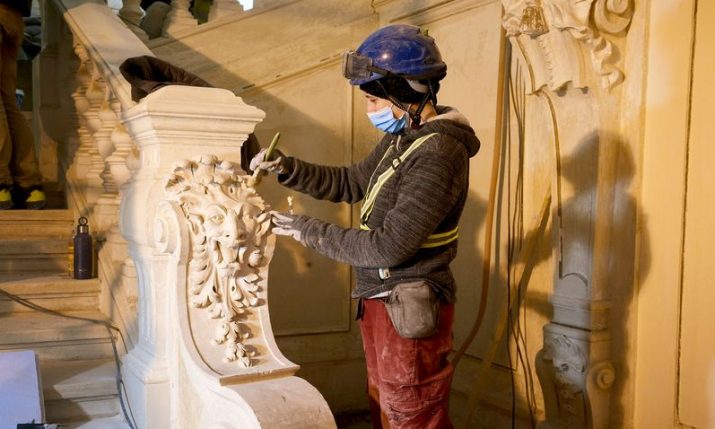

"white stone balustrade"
[208, 0, 243, 21]
[162, 0, 198, 36]
[39, 0, 335, 427]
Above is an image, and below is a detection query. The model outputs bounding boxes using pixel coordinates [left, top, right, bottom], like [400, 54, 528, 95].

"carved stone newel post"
[500, 1, 634, 428]
[120, 85, 334, 428]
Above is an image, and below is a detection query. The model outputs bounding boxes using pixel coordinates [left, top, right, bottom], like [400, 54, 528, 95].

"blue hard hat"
[343, 24, 447, 86]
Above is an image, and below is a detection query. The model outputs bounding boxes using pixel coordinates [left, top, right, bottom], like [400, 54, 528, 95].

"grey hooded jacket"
[279, 106, 480, 302]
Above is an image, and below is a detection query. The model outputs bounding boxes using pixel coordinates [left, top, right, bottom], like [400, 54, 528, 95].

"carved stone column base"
[536, 323, 614, 429]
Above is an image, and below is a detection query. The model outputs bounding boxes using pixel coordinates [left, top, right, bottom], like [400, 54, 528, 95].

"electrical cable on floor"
[0, 287, 138, 429]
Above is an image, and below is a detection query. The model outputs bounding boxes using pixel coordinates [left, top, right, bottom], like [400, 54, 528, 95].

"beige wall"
[678, 0, 715, 425]
[636, 0, 715, 428]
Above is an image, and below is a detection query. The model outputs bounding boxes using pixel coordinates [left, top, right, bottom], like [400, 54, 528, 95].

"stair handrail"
[41, 1, 335, 428]
[51, 0, 152, 109]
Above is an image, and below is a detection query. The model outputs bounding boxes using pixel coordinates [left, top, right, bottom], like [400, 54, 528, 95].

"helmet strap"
[374, 79, 435, 129]
[410, 92, 432, 129]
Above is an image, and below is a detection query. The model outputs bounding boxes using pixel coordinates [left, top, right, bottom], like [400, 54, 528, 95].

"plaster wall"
[678, 1, 715, 425]
[636, 0, 715, 427]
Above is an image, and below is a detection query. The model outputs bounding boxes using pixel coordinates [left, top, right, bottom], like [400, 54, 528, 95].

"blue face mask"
[367, 106, 407, 134]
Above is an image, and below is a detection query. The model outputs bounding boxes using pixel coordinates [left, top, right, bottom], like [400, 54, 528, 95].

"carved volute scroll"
[537, 335, 589, 428]
[163, 155, 272, 367]
[502, 0, 634, 92]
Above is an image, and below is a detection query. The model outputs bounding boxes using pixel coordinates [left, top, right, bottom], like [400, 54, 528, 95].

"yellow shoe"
[0, 185, 12, 210]
[23, 187, 47, 210]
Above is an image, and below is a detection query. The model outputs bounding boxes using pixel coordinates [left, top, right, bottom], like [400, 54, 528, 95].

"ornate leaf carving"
[502, 0, 634, 91]
[165, 155, 271, 366]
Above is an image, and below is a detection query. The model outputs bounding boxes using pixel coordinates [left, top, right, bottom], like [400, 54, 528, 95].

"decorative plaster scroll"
[502, 0, 634, 91]
[536, 331, 616, 429]
[536, 334, 589, 428]
[164, 155, 272, 366]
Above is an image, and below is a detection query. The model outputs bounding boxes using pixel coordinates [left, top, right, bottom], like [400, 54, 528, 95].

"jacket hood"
[403, 106, 480, 157]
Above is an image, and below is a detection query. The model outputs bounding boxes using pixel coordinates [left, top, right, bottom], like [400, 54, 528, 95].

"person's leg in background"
[0, 13, 15, 208]
[0, 5, 44, 210]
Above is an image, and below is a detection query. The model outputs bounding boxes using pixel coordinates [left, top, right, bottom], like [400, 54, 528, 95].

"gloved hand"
[249, 148, 292, 176]
[271, 211, 304, 243]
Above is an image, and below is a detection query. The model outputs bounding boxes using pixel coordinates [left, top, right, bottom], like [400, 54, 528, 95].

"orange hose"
[451, 20, 509, 369]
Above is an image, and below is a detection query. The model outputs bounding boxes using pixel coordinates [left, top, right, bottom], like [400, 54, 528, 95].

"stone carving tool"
[248, 132, 281, 187]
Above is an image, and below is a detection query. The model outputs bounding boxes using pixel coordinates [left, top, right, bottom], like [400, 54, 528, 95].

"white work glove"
[271, 211, 304, 244]
[249, 148, 291, 176]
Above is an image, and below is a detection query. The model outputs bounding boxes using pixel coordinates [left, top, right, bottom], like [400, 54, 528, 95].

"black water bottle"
[73, 217, 93, 279]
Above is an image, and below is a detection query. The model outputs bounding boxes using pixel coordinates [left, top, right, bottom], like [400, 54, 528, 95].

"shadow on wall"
[525, 130, 650, 428]
[452, 123, 650, 429]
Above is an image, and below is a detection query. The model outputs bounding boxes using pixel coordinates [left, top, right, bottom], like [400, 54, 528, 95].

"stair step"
[0, 238, 69, 255]
[0, 311, 116, 361]
[61, 414, 129, 428]
[42, 359, 121, 423]
[0, 238, 70, 274]
[0, 254, 67, 274]
[45, 394, 120, 423]
[0, 273, 99, 314]
[41, 359, 118, 401]
[0, 209, 74, 238]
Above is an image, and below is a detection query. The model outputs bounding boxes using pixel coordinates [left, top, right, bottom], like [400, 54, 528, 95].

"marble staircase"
[0, 208, 129, 428]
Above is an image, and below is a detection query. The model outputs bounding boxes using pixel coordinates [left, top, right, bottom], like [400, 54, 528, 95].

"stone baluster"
[119, 0, 150, 43]
[94, 87, 120, 239]
[119, 0, 143, 26]
[82, 61, 106, 205]
[162, 0, 198, 37]
[69, 42, 93, 185]
[105, 97, 134, 265]
[208, 0, 242, 21]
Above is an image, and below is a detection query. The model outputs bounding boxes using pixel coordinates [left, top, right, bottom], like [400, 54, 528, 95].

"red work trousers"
[359, 298, 455, 429]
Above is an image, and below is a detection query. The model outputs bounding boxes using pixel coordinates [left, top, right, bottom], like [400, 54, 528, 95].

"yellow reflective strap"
[420, 234, 459, 249]
[360, 133, 438, 223]
[361, 146, 396, 219]
[420, 234, 459, 248]
[359, 223, 458, 249]
[426, 226, 459, 239]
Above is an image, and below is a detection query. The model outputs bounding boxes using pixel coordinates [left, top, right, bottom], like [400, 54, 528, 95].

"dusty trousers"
[0, 5, 41, 188]
[360, 298, 455, 429]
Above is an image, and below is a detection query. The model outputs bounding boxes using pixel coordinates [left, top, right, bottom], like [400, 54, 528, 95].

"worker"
[0, 0, 45, 209]
[251, 24, 480, 428]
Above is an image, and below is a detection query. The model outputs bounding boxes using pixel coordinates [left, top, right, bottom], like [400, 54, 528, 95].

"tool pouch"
[385, 280, 440, 339]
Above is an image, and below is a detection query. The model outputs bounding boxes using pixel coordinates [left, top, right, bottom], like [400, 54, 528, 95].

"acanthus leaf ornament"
[164, 155, 272, 367]
[502, 0, 634, 91]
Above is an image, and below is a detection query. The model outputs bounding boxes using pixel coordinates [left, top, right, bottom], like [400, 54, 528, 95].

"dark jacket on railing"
[119, 55, 261, 173]
[0, 0, 32, 17]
